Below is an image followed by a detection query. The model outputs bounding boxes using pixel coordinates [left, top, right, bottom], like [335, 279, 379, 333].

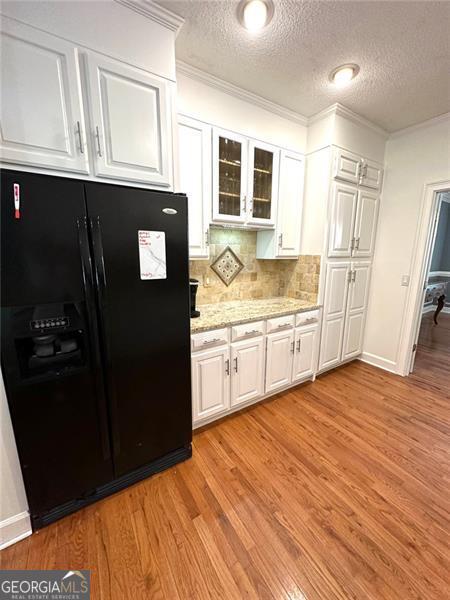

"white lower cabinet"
[230, 337, 265, 407]
[319, 260, 371, 371]
[191, 346, 230, 422]
[292, 325, 318, 382]
[319, 262, 350, 371]
[191, 310, 320, 427]
[265, 329, 294, 393]
[342, 262, 371, 360]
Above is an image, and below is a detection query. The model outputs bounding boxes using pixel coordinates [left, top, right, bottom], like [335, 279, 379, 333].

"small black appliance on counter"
[190, 279, 200, 318]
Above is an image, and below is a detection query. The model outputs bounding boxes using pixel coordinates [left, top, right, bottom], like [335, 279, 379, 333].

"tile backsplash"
[190, 228, 320, 305]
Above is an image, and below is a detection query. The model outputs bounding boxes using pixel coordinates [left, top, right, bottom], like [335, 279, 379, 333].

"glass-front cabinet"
[212, 128, 248, 224]
[247, 140, 278, 226]
[212, 128, 278, 227]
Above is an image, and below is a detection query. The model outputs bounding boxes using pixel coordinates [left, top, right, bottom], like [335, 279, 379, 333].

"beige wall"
[0, 370, 31, 549]
[363, 115, 450, 373]
[190, 228, 320, 305]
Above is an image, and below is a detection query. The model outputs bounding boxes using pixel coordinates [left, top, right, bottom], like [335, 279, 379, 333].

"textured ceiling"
[158, 0, 450, 132]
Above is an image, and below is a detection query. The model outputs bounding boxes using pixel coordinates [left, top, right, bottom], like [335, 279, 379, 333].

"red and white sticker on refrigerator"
[14, 183, 20, 219]
[138, 231, 167, 280]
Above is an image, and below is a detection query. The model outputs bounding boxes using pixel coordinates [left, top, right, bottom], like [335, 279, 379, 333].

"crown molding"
[176, 61, 309, 127]
[114, 0, 184, 34]
[389, 111, 450, 139]
[309, 103, 389, 139]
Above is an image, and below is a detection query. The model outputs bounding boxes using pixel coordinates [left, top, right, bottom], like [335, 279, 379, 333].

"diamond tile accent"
[210, 246, 244, 286]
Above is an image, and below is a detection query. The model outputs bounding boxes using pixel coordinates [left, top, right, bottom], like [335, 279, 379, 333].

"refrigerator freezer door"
[0, 170, 114, 523]
[85, 183, 192, 477]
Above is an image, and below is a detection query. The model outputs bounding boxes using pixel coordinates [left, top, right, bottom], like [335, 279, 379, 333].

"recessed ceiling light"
[237, 0, 274, 32]
[329, 64, 360, 87]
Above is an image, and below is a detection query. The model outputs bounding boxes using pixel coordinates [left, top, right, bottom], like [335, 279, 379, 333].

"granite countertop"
[191, 297, 321, 333]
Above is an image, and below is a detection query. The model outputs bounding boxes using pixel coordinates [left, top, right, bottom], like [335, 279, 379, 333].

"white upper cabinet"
[360, 159, 383, 190]
[247, 140, 279, 227]
[0, 18, 88, 173]
[333, 149, 361, 185]
[328, 183, 358, 257]
[212, 127, 248, 224]
[353, 190, 379, 257]
[328, 183, 379, 259]
[256, 150, 304, 259]
[178, 116, 211, 259]
[333, 148, 383, 191]
[84, 51, 172, 187]
[230, 337, 265, 407]
[276, 150, 304, 256]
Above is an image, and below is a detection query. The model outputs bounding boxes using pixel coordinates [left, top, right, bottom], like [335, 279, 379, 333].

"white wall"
[176, 72, 307, 153]
[0, 370, 31, 549]
[333, 114, 386, 164]
[307, 108, 387, 164]
[363, 115, 450, 373]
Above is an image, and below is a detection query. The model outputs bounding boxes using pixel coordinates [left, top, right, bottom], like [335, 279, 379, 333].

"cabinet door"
[191, 347, 230, 424]
[333, 149, 361, 184]
[178, 116, 211, 258]
[276, 150, 304, 257]
[230, 337, 265, 407]
[342, 262, 371, 360]
[0, 18, 88, 173]
[328, 182, 358, 257]
[319, 262, 351, 371]
[353, 190, 379, 258]
[265, 330, 294, 393]
[85, 51, 172, 186]
[212, 128, 247, 224]
[247, 140, 279, 226]
[292, 325, 318, 382]
[360, 160, 383, 191]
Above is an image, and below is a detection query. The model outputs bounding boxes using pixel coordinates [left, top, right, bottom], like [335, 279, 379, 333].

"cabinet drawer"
[296, 310, 320, 327]
[266, 315, 294, 333]
[191, 328, 228, 351]
[231, 320, 265, 341]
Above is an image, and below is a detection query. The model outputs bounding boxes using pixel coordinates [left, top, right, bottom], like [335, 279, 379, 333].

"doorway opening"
[410, 190, 450, 384]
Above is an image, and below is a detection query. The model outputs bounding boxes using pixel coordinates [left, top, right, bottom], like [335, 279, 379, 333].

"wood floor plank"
[1, 359, 449, 599]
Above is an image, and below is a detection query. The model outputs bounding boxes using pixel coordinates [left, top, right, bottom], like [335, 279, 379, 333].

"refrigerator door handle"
[77, 217, 111, 461]
[90, 216, 121, 458]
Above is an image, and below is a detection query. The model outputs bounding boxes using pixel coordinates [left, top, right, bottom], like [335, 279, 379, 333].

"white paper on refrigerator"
[138, 230, 167, 280]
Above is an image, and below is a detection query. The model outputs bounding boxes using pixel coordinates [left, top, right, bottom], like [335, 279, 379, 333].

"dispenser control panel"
[30, 317, 69, 331]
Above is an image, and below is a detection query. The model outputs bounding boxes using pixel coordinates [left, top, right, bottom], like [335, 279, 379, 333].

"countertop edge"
[191, 304, 322, 334]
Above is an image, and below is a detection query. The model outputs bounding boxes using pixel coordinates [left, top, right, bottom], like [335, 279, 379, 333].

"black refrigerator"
[1, 169, 192, 529]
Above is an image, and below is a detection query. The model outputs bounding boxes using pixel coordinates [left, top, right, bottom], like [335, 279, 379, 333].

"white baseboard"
[422, 304, 450, 315]
[359, 352, 399, 375]
[422, 304, 435, 314]
[0, 511, 32, 550]
[428, 271, 450, 277]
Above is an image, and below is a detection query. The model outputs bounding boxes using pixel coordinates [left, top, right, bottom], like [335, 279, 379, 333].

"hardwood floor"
[413, 311, 450, 388]
[1, 360, 449, 599]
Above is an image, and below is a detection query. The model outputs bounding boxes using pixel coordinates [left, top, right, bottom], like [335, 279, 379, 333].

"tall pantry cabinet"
[306, 146, 383, 372]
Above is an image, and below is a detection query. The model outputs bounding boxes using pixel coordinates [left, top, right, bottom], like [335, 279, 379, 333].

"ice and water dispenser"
[11, 303, 86, 382]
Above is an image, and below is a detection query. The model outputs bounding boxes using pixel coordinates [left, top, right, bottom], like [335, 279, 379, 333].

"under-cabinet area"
[191, 300, 320, 427]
